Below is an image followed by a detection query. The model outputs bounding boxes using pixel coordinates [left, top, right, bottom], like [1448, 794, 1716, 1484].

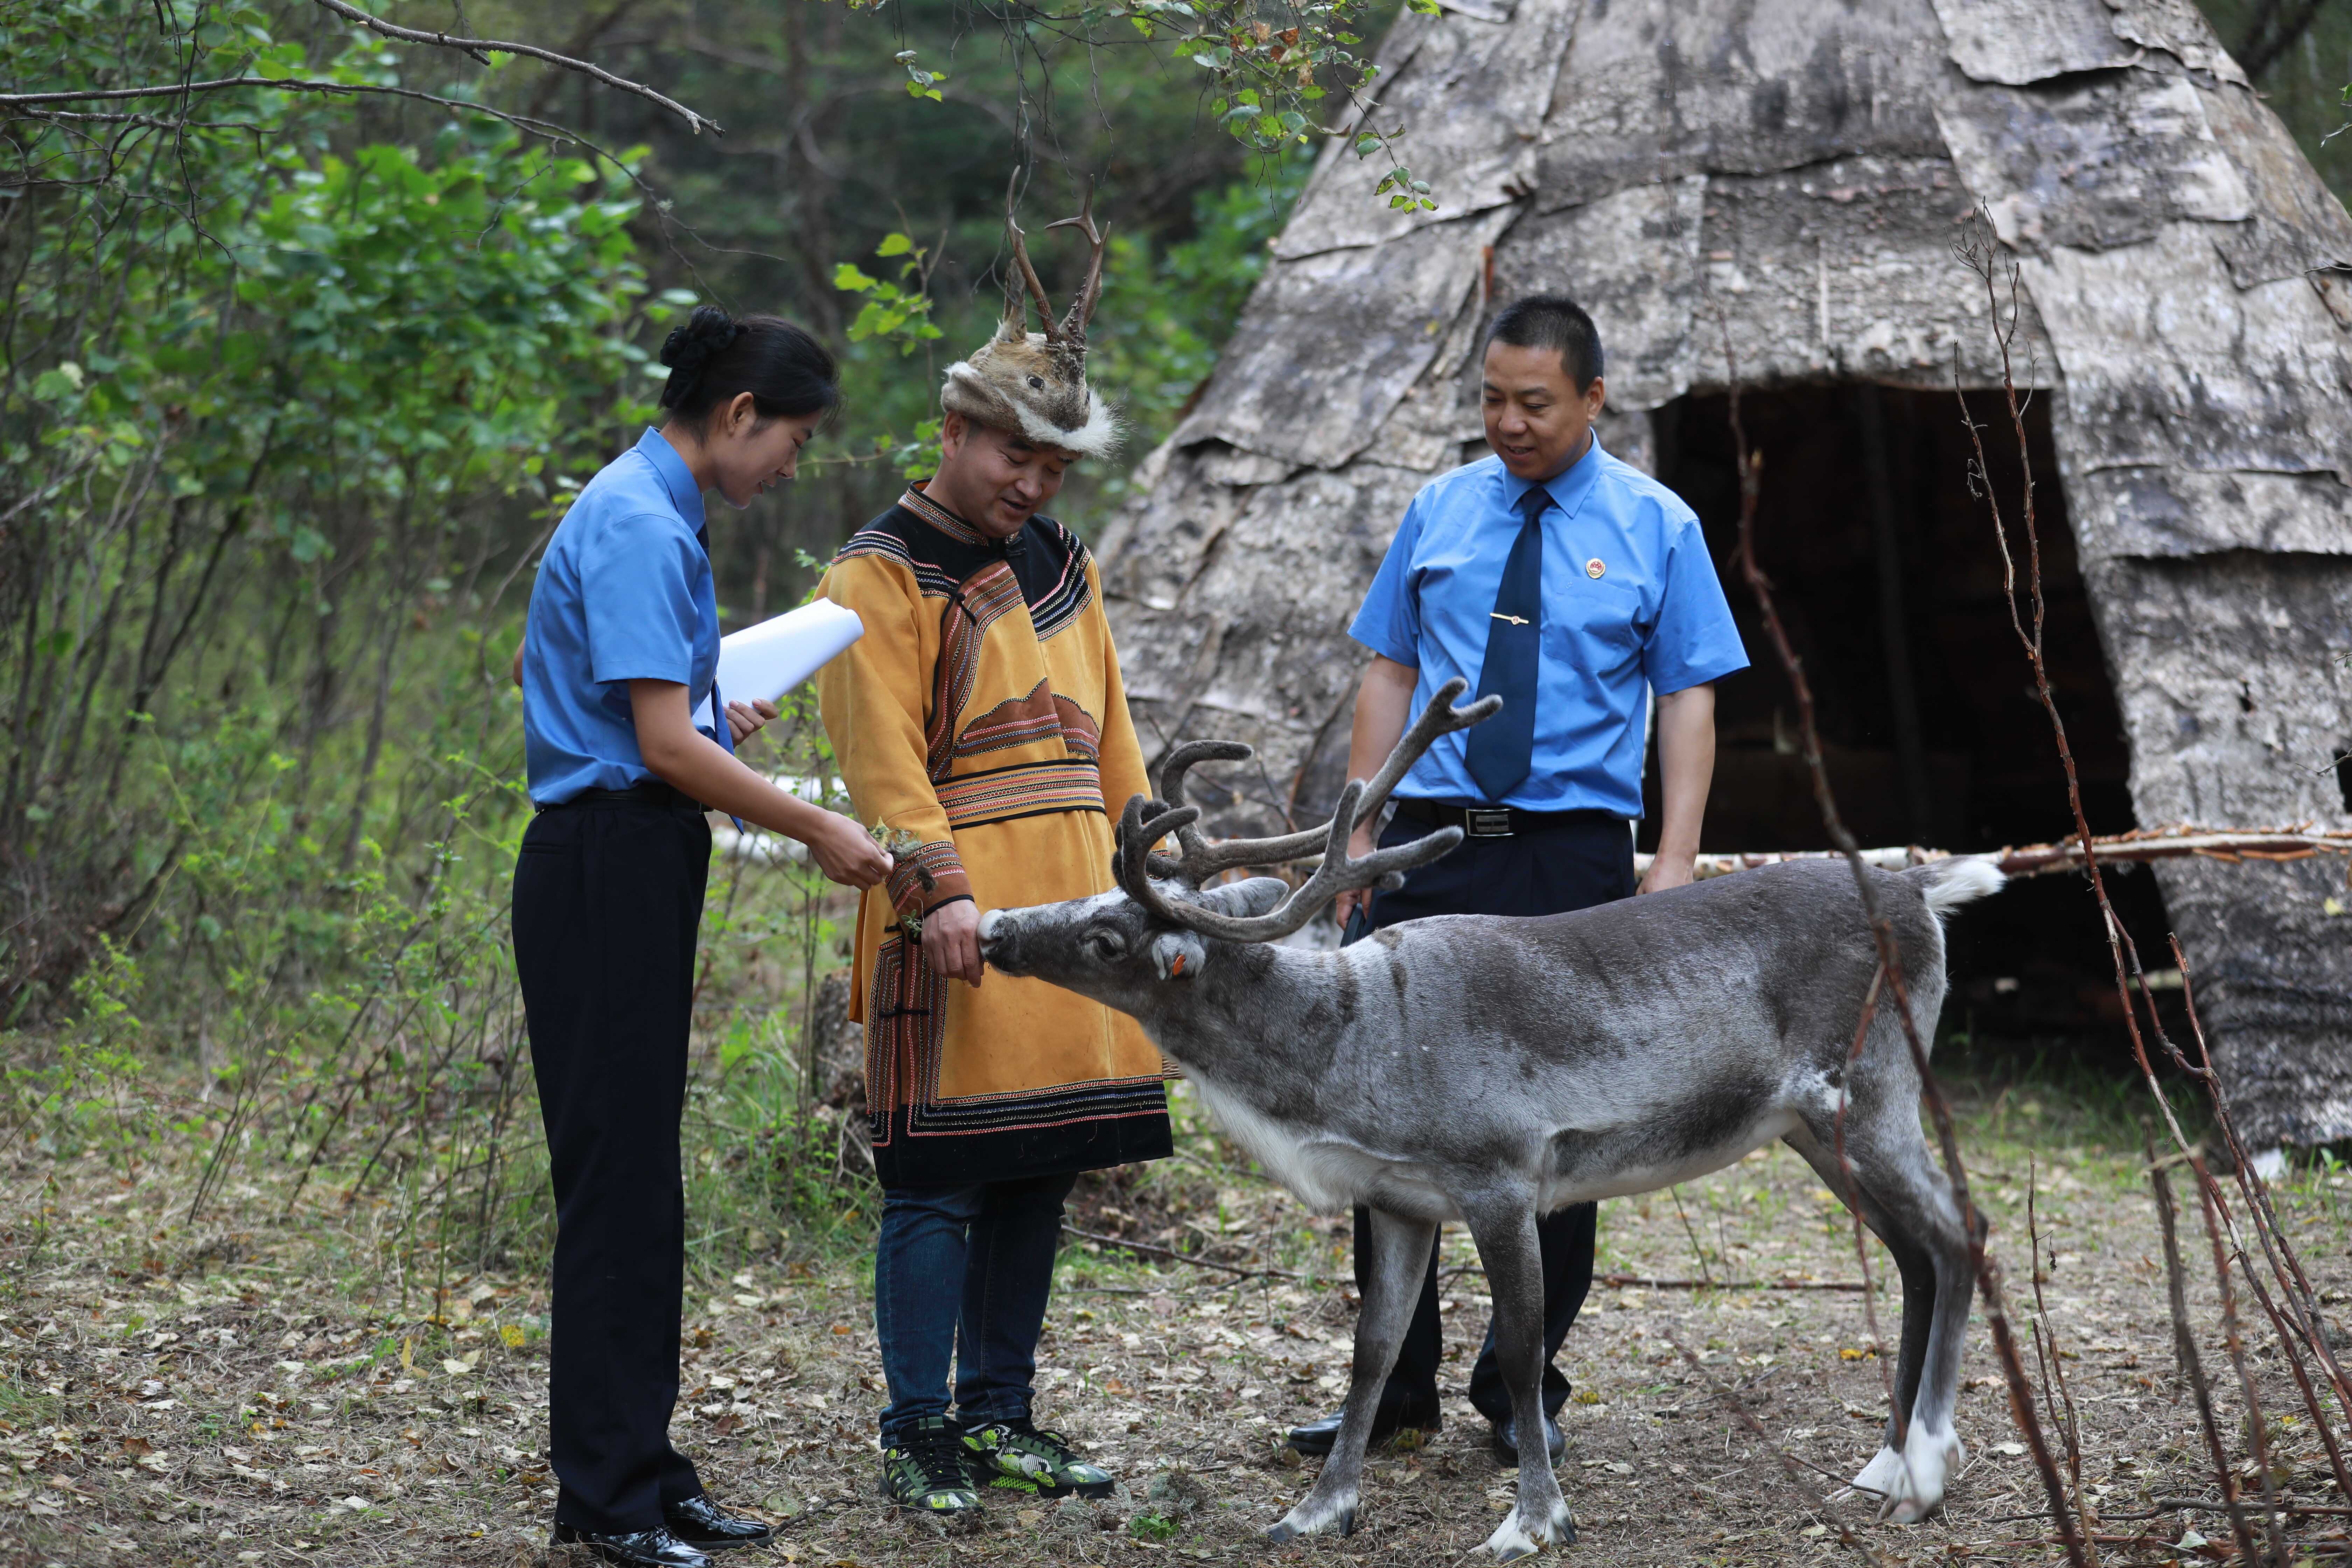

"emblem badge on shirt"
[1586, 558, 1606, 579]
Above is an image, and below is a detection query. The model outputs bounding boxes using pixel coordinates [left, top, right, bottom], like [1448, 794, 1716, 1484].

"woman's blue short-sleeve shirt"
[522, 427, 731, 806]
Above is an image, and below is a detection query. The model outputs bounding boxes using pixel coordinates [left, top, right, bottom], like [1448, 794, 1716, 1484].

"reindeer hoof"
[1265, 1497, 1357, 1541]
[1851, 1425, 1961, 1523]
[1479, 1502, 1572, 1560]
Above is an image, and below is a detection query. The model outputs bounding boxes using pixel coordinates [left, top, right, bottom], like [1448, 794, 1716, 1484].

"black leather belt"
[536, 780, 707, 814]
[1392, 800, 1626, 839]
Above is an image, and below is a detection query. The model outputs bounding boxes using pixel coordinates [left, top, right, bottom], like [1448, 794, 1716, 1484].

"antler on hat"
[939, 172, 1122, 460]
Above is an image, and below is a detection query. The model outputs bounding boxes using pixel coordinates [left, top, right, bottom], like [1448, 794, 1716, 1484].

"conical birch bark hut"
[1095, 0, 2352, 1148]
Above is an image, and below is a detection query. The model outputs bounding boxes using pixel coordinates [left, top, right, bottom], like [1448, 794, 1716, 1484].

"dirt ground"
[6, 1073, 2350, 1568]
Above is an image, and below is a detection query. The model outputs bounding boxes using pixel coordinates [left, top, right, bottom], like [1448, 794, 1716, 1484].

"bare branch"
[1716, 296, 2091, 1567]
[1633, 828, 2352, 884]
[1, 76, 341, 105]
[2144, 1131, 2260, 1562]
[0, 78, 650, 195]
[1954, 205, 2352, 1448]
[2191, 1154, 2292, 1567]
[303, 0, 720, 135]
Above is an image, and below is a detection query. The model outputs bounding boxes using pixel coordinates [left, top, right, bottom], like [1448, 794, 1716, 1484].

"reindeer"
[976, 680, 2002, 1560]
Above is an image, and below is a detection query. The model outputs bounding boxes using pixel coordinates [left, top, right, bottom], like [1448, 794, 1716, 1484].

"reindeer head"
[939, 182, 1122, 460]
[976, 681, 1500, 1009]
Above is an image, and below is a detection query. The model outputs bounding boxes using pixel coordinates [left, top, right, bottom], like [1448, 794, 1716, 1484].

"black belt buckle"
[1465, 807, 1514, 838]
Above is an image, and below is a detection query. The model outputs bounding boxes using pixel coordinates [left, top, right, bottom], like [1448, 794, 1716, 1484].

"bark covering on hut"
[1096, 0, 2352, 1145]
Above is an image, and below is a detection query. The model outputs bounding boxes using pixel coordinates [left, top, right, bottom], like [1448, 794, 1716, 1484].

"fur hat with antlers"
[940, 181, 1121, 460]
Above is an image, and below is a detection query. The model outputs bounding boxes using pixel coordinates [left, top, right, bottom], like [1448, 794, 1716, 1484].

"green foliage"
[830, 232, 950, 481]
[896, 47, 949, 102]
[836, 233, 948, 358]
[2, 7, 649, 1015]
[1163, 0, 1406, 179]
[1129, 1510, 1181, 1541]
[0, 1, 659, 1278]
[0, 0, 1314, 1294]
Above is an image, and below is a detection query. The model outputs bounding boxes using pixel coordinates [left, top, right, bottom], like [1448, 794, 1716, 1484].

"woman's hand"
[628, 680, 890, 889]
[725, 697, 780, 746]
[807, 811, 894, 889]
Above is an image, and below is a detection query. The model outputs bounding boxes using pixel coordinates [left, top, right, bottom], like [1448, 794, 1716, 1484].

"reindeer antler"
[1144, 739, 1252, 876]
[1116, 781, 1463, 945]
[1045, 183, 1108, 338]
[1160, 678, 1500, 884]
[1003, 169, 1061, 342]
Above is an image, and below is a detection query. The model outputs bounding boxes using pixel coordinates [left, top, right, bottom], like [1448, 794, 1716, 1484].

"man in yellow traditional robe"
[816, 230, 1169, 1514]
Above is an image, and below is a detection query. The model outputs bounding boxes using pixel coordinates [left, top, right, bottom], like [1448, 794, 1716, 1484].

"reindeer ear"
[1194, 876, 1288, 918]
[1150, 930, 1207, 981]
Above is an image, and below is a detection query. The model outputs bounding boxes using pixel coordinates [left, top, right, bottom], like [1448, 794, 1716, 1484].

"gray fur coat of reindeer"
[977, 682, 2002, 1560]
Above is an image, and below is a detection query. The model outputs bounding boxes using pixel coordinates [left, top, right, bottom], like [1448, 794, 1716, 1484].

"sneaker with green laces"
[882, 1416, 980, 1513]
[960, 1418, 1116, 1499]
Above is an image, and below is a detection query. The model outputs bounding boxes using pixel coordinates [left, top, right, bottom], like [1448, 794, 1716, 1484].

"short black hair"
[659, 304, 841, 429]
[1485, 294, 1603, 391]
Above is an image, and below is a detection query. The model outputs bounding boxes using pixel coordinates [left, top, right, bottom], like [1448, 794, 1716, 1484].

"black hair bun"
[658, 305, 743, 405]
[654, 310, 839, 427]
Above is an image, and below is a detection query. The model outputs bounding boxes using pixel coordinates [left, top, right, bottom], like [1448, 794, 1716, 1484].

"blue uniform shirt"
[1348, 439, 1748, 817]
[522, 427, 733, 806]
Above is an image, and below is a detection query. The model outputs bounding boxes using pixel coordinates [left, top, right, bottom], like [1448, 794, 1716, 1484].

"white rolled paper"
[707, 598, 864, 721]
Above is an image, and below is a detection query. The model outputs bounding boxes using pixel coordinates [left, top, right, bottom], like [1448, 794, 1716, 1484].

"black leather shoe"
[551, 1522, 713, 1567]
[664, 1494, 776, 1550]
[1286, 1398, 1442, 1457]
[1490, 1411, 1566, 1469]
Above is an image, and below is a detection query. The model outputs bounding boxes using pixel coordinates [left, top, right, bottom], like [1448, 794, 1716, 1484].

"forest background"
[0, 0, 2348, 1351]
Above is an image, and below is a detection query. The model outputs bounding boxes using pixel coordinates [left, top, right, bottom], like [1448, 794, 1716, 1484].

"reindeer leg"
[1882, 1157, 1974, 1525]
[1788, 1116, 1973, 1521]
[1459, 1189, 1573, 1561]
[1266, 1208, 1435, 1542]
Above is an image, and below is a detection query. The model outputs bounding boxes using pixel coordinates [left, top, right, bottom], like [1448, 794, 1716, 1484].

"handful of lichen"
[869, 824, 937, 940]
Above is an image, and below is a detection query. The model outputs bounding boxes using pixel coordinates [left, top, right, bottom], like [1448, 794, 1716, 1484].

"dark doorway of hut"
[1646, 384, 2182, 1051]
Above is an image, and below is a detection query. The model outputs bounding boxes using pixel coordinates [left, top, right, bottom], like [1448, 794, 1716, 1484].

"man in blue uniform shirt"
[1287, 294, 1749, 1468]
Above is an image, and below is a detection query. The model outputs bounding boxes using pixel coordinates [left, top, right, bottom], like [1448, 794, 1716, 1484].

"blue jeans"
[874, 1170, 1077, 1447]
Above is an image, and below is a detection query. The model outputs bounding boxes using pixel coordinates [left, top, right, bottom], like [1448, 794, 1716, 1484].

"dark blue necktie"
[695, 524, 735, 757]
[1463, 484, 1548, 802]
[696, 523, 745, 830]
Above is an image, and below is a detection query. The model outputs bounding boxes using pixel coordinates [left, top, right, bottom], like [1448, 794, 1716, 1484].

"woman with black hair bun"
[512, 306, 891, 1568]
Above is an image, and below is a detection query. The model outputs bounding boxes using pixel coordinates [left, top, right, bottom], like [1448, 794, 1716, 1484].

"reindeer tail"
[1904, 855, 2008, 919]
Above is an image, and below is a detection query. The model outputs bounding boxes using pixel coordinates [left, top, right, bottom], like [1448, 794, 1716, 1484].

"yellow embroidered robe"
[816, 488, 1172, 1186]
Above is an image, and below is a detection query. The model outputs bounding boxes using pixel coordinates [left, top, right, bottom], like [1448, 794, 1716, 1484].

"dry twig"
[1718, 302, 2089, 1567]
[305, 0, 719, 133]
[2146, 1125, 2261, 1564]
[1060, 1222, 1311, 1282]
[2193, 1152, 2292, 1567]
[1954, 203, 2352, 1540]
